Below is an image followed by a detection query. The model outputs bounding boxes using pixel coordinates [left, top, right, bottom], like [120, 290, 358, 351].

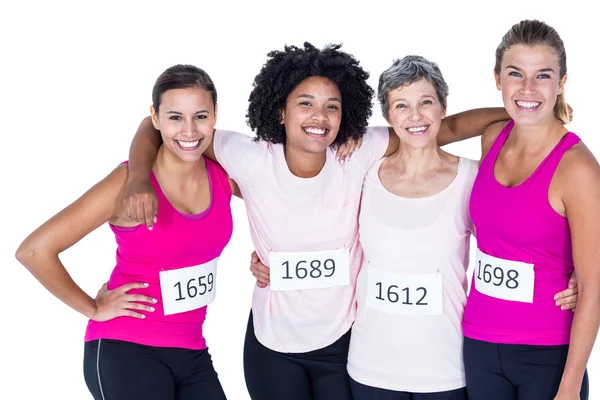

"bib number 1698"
[474, 249, 534, 303]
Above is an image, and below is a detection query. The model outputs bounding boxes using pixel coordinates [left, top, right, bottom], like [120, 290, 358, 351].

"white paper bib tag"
[159, 258, 218, 315]
[269, 248, 350, 291]
[474, 249, 534, 303]
[366, 268, 443, 316]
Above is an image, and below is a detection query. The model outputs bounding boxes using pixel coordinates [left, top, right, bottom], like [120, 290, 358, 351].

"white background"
[1, 1, 598, 399]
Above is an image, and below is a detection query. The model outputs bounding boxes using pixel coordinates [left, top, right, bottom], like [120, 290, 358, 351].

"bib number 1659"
[159, 259, 218, 315]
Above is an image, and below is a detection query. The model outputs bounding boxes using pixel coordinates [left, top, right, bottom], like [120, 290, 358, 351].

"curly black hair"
[247, 42, 374, 147]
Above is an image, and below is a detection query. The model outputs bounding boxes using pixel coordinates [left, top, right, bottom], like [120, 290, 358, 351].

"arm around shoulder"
[479, 120, 509, 161]
[438, 107, 510, 147]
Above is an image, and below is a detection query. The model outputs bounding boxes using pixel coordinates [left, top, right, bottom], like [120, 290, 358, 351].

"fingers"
[251, 251, 259, 264]
[336, 138, 361, 165]
[124, 200, 133, 220]
[252, 271, 270, 286]
[250, 265, 270, 286]
[554, 287, 578, 301]
[125, 294, 158, 304]
[255, 262, 270, 275]
[336, 143, 350, 163]
[554, 287, 578, 311]
[125, 302, 155, 313]
[121, 309, 147, 319]
[143, 202, 154, 230]
[135, 199, 146, 227]
[560, 299, 577, 311]
[95, 282, 110, 299]
[338, 144, 353, 164]
[118, 282, 150, 294]
[356, 136, 363, 150]
[124, 194, 157, 229]
[567, 275, 577, 289]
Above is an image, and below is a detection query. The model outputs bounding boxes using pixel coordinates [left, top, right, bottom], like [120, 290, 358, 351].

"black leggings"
[243, 311, 353, 400]
[84, 339, 227, 400]
[463, 336, 589, 400]
[350, 378, 467, 400]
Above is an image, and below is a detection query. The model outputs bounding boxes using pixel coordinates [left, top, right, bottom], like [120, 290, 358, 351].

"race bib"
[366, 268, 443, 316]
[159, 258, 218, 315]
[474, 249, 534, 303]
[269, 248, 350, 291]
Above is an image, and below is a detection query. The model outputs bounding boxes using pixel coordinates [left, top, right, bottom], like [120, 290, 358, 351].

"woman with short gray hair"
[346, 55, 480, 399]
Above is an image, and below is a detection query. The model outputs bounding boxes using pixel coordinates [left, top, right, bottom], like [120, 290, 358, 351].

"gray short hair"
[378, 55, 449, 120]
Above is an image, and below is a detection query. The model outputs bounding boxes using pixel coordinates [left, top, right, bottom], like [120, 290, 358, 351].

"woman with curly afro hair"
[122, 42, 509, 399]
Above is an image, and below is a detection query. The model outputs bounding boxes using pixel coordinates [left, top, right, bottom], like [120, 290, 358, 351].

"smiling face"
[280, 76, 342, 154]
[386, 78, 445, 149]
[150, 86, 217, 162]
[495, 44, 567, 127]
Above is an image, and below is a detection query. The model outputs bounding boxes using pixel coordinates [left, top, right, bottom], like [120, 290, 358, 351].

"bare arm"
[15, 166, 155, 321]
[382, 107, 509, 157]
[555, 146, 600, 399]
[437, 107, 510, 146]
[126, 117, 225, 227]
[129, 116, 218, 176]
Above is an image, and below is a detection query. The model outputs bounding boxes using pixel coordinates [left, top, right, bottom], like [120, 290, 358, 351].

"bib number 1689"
[282, 259, 335, 280]
[270, 248, 350, 291]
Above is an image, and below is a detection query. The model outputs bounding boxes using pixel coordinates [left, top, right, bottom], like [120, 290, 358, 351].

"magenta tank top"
[463, 120, 579, 345]
[85, 158, 233, 349]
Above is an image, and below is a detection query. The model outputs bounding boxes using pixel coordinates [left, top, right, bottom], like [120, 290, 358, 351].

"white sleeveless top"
[347, 157, 478, 392]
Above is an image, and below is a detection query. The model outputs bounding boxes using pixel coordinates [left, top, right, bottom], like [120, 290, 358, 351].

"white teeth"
[304, 127, 327, 135]
[516, 101, 540, 109]
[407, 126, 427, 133]
[177, 140, 200, 148]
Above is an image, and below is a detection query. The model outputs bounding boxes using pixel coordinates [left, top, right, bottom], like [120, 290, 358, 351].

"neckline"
[275, 144, 333, 183]
[491, 124, 571, 189]
[150, 157, 215, 220]
[374, 157, 463, 201]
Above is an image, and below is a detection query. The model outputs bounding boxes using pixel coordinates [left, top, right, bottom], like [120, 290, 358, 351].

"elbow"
[15, 241, 42, 270]
[15, 243, 34, 266]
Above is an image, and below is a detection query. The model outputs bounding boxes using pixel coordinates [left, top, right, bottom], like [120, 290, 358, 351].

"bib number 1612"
[366, 268, 443, 316]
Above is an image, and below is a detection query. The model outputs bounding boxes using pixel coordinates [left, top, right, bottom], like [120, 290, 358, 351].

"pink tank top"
[463, 120, 579, 345]
[85, 158, 233, 349]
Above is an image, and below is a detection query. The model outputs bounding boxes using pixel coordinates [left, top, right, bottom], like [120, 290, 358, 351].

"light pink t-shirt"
[214, 127, 389, 352]
[348, 157, 478, 392]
